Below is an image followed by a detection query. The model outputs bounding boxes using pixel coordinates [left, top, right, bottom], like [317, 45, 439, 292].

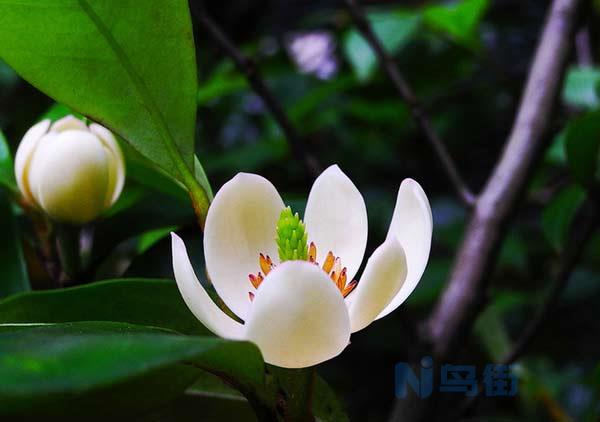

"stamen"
[248, 292, 255, 301]
[308, 242, 317, 263]
[330, 270, 338, 283]
[338, 267, 347, 290]
[248, 272, 264, 289]
[332, 257, 342, 277]
[322, 251, 335, 273]
[259, 253, 272, 275]
[342, 280, 358, 297]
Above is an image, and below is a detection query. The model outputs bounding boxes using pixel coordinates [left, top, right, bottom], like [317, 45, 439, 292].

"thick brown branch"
[192, 5, 321, 178]
[425, 0, 583, 359]
[343, 0, 475, 207]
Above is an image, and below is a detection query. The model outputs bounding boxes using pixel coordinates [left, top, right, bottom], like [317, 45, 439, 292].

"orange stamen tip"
[323, 251, 335, 273]
[342, 280, 358, 297]
[338, 267, 347, 290]
[308, 242, 317, 262]
[330, 270, 339, 283]
[259, 254, 271, 275]
[249, 272, 264, 289]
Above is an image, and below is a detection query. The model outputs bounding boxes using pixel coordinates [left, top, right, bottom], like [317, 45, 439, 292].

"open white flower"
[172, 165, 432, 368]
[15, 115, 125, 224]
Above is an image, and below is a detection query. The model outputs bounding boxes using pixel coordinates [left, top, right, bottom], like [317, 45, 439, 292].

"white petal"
[348, 239, 407, 332]
[50, 115, 87, 132]
[304, 165, 368, 280]
[14, 119, 50, 204]
[377, 179, 432, 319]
[89, 123, 126, 207]
[27, 131, 109, 224]
[171, 233, 244, 340]
[204, 173, 285, 320]
[245, 261, 350, 368]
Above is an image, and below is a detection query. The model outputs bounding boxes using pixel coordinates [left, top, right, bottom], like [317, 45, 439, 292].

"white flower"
[172, 165, 432, 368]
[15, 115, 125, 224]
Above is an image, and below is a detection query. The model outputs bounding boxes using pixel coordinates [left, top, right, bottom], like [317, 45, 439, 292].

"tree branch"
[502, 197, 598, 365]
[425, 0, 583, 359]
[192, 5, 322, 178]
[456, 196, 598, 419]
[343, 0, 475, 207]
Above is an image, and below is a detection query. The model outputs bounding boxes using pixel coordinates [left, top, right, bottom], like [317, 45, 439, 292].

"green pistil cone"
[276, 206, 308, 262]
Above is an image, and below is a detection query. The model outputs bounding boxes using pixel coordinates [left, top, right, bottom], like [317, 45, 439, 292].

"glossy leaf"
[0, 322, 265, 418]
[343, 11, 420, 82]
[0, 192, 29, 297]
[0, 0, 197, 182]
[0, 279, 209, 335]
[564, 111, 600, 186]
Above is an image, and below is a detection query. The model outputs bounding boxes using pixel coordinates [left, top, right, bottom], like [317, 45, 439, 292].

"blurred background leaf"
[0, 192, 28, 297]
[563, 66, 600, 109]
[343, 10, 420, 82]
[564, 111, 600, 186]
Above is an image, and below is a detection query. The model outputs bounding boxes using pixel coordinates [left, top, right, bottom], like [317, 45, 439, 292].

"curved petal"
[171, 233, 244, 340]
[377, 179, 432, 319]
[204, 173, 285, 320]
[50, 115, 88, 132]
[14, 119, 50, 205]
[304, 165, 368, 280]
[89, 123, 126, 207]
[245, 261, 350, 368]
[348, 239, 407, 332]
[27, 131, 109, 224]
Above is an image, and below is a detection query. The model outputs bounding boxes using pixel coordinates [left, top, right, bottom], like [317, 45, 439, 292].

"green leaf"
[0, 130, 17, 193]
[423, 0, 489, 48]
[197, 62, 249, 105]
[0, 192, 29, 297]
[563, 66, 600, 109]
[343, 11, 420, 82]
[542, 185, 586, 251]
[0, 322, 265, 418]
[312, 376, 349, 422]
[194, 155, 214, 201]
[474, 304, 511, 361]
[0, 0, 197, 183]
[564, 110, 600, 186]
[0, 279, 209, 335]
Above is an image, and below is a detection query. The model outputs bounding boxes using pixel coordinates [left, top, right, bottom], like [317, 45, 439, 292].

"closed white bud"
[15, 115, 125, 224]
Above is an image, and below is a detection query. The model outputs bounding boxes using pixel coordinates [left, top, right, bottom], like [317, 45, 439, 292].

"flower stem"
[54, 223, 82, 284]
[268, 365, 316, 422]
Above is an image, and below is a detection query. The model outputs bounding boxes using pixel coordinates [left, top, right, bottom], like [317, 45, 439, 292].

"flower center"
[247, 206, 358, 301]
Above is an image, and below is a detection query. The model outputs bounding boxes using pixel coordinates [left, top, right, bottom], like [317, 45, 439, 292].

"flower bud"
[15, 115, 125, 224]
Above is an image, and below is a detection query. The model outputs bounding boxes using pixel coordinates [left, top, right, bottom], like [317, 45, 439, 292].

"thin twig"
[343, 0, 475, 207]
[502, 197, 598, 365]
[455, 197, 598, 419]
[424, 0, 583, 360]
[575, 26, 593, 66]
[192, 5, 321, 178]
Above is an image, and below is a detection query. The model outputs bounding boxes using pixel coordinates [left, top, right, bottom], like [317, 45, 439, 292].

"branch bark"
[343, 0, 475, 207]
[192, 5, 322, 178]
[424, 0, 583, 360]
